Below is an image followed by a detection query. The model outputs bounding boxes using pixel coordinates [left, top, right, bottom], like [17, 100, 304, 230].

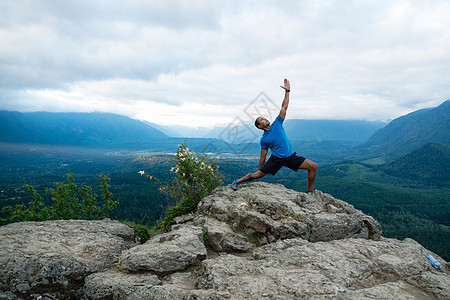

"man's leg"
[237, 170, 266, 183]
[231, 170, 266, 190]
[299, 159, 317, 192]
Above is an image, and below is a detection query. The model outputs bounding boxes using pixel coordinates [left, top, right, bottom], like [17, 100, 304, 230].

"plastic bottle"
[427, 255, 441, 269]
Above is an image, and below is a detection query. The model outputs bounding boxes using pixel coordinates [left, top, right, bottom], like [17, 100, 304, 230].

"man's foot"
[231, 180, 239, 191]
[306, 189, 315, 194]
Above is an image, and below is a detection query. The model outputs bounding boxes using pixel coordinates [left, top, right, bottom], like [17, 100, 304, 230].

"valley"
[0, 141, 448, 261]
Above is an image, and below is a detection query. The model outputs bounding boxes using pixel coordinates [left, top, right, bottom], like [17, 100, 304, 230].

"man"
[230, 78, 317, 193]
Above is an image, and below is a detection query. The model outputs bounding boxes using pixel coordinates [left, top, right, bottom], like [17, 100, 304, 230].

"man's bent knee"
[299, 159, 317, 171]
[253, 170, 266, 179]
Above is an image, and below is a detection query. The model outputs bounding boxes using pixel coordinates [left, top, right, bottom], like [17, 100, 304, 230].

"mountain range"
[0, 111, 386, 148]
[0, 111, 167, 147]
[0, 100, 449, 160]
[203, 119, 386, 144]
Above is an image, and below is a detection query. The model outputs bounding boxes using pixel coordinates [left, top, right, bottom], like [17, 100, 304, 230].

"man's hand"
[280, 78, 290, 91]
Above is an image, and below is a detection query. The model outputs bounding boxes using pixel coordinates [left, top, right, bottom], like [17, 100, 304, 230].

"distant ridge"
[382, 142, 450, 188]
[203, 119, 386, 143]
[0, 111, 168, 147]
[283, 119, 386, 142]
[350, 100, 450, 161]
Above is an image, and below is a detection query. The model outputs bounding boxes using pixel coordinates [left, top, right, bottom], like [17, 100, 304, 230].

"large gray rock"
[0, 219, 138, 299]
[83, 184, 448, 299]
[117, 225, 207, 274]
[85, 236, 449, 299]
[196, 216, 256, 252]
[197, 182, 382, 245]
[83, 269, 162, 300]
[195, 237, 449, 299]
[1, 183, 448, 299]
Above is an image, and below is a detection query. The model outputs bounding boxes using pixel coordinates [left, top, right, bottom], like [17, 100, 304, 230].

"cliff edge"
[0, 182, 448, 299]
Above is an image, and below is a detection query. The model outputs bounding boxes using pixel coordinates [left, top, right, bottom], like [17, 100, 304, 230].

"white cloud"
[1, 0, 449, 128]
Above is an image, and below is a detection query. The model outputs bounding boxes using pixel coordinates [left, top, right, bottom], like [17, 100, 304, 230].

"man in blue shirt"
[231, 78, 317, 193]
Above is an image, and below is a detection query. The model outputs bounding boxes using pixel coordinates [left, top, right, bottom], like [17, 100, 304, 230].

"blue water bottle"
[427, 255, 441, 269]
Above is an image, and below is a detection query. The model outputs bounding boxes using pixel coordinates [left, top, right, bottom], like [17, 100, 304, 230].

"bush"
[149, 140, 223, 230]
[122, 221, 151, 244]
[0, 173, 118, 224]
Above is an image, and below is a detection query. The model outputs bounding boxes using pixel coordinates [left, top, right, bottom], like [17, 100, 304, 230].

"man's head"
[254, 116, 270, 130]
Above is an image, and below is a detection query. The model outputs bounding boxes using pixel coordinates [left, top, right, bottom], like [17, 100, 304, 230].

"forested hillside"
[350, 100, 450, 161]
[382, 142, 450, 187]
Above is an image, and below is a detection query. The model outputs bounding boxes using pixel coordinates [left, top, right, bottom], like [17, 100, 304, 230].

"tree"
[0, 173, 118, 224]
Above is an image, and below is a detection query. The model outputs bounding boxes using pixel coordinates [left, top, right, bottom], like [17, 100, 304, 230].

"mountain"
[283, 119, 386, 142]
[203, 119, 386, 143]
[351, 100, 450, 161]
[145, 122, 213, 138]
[142, 121, 184, 137]
[0, 111, 168, 147]
[381, 142, 450, 187]
[1, 184, 448, 299]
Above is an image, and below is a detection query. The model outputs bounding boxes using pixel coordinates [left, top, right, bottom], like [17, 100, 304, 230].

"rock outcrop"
[0, 219, 138, 299]
[0, 182, 448, 299]
[196, 183, 382, 248]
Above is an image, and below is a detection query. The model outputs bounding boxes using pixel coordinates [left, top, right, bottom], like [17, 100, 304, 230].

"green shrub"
[0, 173, 118, 224]
[122, 221, 151, 244]
[150, 140, 223, 231]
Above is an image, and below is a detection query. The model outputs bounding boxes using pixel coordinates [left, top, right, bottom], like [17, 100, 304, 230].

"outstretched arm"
[258, 148, 268, 170]
[279, 78, 290, 119]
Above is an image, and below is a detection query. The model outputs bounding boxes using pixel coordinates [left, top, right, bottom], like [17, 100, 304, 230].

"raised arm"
[279, 78, 290, 119]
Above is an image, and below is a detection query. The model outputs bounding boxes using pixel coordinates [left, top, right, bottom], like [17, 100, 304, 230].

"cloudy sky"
[1, 0, 449, 128]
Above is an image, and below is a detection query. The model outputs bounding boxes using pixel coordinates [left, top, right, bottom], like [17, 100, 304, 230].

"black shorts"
[260, 152, 306, 175]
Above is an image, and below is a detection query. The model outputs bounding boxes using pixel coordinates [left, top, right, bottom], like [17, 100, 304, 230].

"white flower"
[138, 170, 145, 176]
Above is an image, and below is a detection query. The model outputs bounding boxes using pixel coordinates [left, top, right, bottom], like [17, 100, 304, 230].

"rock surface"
[117, 224, 207, 274]
[197, 183, 382, 245]
[196, 238, 449, 299]
[0, 183, 448, 299]
[0, 219, 138, 299]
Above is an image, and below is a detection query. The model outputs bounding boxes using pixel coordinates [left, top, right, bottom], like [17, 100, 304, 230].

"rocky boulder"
[195, 237, 449, 299]
[117, 224, 207, 274]
[0, 219, 138, 299]
[1, 183, 448, 299]
[196, 182, 382, 247]
[82, 183, 448, 299]
[83, 236, 449, 299]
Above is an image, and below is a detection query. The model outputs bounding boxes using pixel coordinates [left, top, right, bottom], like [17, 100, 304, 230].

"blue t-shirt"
[260, 115, 294, 158]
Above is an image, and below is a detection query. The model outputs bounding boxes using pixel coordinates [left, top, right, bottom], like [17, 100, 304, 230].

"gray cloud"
[0, 0, 449, 126]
